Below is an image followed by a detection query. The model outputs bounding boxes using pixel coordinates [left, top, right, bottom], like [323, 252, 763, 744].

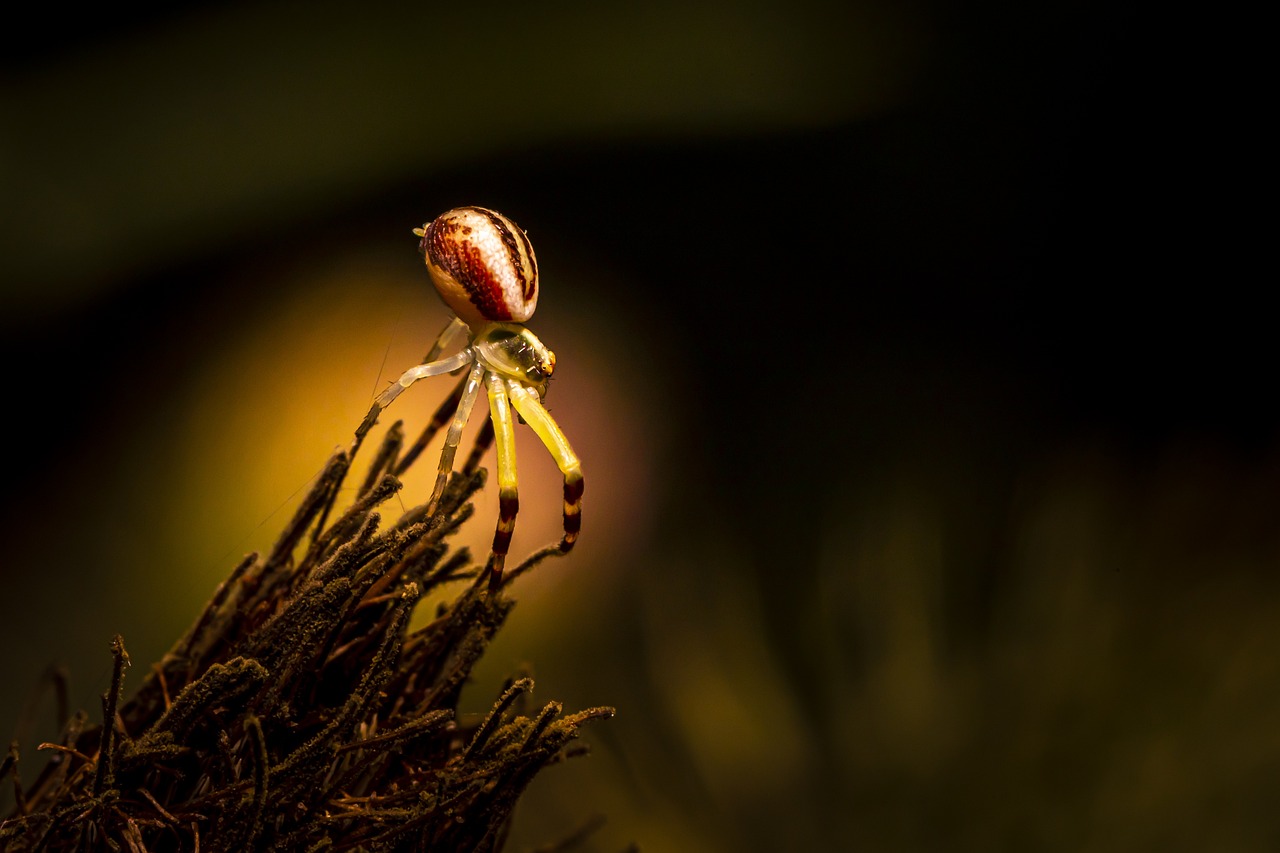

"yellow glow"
[147, 244, 651, 633]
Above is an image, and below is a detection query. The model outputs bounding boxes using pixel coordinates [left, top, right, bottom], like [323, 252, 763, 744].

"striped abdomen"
[419, 206, 538, 329]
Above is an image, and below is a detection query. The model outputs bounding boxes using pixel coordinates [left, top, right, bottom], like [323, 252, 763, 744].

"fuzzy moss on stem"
[1, 416, 613, 851]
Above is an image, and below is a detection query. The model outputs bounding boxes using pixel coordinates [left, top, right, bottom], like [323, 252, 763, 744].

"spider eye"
[531, 348, 555, 382]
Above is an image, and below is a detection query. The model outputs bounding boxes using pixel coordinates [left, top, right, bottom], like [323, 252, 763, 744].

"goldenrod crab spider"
[353, 206, 582, 588]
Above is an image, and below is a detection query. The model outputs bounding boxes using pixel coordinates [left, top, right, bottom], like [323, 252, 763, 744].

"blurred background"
[1, 1, 1273, 850]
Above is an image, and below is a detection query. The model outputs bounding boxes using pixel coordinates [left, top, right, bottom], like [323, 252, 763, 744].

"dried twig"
[1, 421, 612, 851]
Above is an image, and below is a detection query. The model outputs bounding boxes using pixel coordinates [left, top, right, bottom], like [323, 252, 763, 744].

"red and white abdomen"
[418, 206, 539, 329]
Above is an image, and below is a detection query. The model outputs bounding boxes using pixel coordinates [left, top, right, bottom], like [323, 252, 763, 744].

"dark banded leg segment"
[485, 373, 519, 589]
[507, 381, 583, 555]
[561, 471, 584, 552]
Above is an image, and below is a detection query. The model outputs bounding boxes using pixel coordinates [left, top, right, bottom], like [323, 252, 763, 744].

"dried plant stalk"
[1, 422, 613, 852]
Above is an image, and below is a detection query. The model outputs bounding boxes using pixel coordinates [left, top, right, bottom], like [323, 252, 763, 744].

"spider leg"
[373, 349, 474, 412]
[392, 315, 473, 474]
[421, 315, 469, 363]
[423, 361, 487, 515]
[353, 349, 472, 451]
[506, 380, 583, 554]
[484, 373, 519, 589]
[394, 371, 469, 476]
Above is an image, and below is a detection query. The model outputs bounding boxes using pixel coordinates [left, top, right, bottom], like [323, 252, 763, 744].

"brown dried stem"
[2, 419, 612, 851]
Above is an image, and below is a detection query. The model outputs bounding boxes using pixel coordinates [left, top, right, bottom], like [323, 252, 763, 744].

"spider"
[353, 206, 582, 588]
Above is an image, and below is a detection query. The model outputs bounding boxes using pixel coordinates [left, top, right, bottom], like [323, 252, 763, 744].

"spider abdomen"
[418, 206, 539, 329]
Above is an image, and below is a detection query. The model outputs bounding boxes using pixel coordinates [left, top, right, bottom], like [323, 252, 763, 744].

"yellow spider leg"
[485, 372, 519, 588]
[506, 380, 583, 554]
[423, 361, 486, 515]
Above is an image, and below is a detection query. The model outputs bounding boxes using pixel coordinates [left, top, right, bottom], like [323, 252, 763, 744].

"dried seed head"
[415, 206, 539, 329]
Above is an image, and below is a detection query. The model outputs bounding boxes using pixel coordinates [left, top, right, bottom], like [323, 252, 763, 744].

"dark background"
[2, 1, 1274, 850]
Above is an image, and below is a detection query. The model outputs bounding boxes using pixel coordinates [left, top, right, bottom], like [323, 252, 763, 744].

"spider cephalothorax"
[472, 324, 556, 399]
[354, 207, 581, 587]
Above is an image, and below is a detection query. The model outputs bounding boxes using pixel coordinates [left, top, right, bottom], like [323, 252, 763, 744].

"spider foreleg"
[352, 348, 473, 452]
[506, 381, 583, 554]
[484, 373, 519, 589]
[374, 349, 473, 411]
[391, 316, 474, 474]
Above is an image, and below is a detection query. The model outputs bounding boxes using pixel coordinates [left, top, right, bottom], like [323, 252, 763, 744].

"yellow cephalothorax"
[354, 207, 582, 588]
